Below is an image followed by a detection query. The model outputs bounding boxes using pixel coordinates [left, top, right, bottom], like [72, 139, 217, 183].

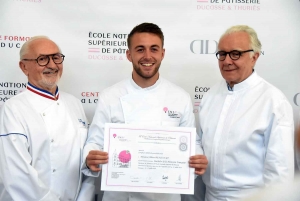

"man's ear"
[161, 48, 165, 60]
[252, 52, 260, 63]
[19, 61, 29, 76]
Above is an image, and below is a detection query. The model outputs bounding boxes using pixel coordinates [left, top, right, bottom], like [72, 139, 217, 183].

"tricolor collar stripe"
[27, 82, 59, 100]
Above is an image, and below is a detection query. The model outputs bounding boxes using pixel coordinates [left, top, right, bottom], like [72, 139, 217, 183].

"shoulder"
[100, 79, 129, 100]
[59, 91, 84, 111]
[257, 77, 289, 103]
[59, 91, 81, 103]
[202, 80, 224, 98]
[161, 78, 190, 98]
[2, 91, 28, 108]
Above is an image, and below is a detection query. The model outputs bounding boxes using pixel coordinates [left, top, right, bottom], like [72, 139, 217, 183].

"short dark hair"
[127, 22, 164, 48]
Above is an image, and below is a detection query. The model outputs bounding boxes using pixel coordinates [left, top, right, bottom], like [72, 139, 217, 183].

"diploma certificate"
[101, 123, 196, 194]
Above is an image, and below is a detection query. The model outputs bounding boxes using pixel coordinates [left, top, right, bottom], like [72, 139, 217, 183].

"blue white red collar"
[27, 82, 59, 101]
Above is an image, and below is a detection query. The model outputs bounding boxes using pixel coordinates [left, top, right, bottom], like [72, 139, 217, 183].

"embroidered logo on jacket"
[162, 107, 180, 119]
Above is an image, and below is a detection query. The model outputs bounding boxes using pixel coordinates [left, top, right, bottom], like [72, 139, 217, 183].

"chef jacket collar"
[27, 82, 59, 101]
[130, 76, 162, 91]
[226, 70, 258, 92]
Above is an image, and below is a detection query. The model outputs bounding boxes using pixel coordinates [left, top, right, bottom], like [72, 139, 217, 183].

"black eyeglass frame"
[22, 53, 65, 66]
[216, 49, 253, 61]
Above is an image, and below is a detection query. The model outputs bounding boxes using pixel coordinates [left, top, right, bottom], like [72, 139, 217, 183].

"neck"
[132, 72, 159, 88]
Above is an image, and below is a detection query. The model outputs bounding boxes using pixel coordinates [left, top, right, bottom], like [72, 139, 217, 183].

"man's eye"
[231, 51, 240, 56]
[38, 56, 47, 61]
[137, 49, 143, 52]
[53, 55, 60, 60]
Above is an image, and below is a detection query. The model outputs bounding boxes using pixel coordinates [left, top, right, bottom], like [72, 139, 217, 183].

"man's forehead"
[131, 33, 162, 46]
[218, 32, 250, 50]
[29, 39, 60, 55]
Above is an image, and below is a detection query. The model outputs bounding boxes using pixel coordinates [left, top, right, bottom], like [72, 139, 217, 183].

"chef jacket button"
[42, 113, 45, 116]
[57, 102, 59, 105]
[53, 169, 56, 172]
[51, 139, 54, 143]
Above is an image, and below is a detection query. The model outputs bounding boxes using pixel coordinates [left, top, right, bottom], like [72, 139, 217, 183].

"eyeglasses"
[216, 50, 253, 61]
[22, 53, 65, 66]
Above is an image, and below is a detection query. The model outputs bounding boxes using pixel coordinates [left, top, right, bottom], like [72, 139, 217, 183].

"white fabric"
[199, 72, 294, 201]
[242, 174, 300, 201]
[83, 77, 196, 201]
[0, 88, 95, 201]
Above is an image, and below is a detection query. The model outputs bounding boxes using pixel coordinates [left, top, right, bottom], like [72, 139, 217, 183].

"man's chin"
[39, 79, 59, 90]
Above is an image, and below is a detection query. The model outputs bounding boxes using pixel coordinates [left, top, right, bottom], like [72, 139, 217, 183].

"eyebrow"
[38, 52, 61, 56]
[134, 45, 160, 49]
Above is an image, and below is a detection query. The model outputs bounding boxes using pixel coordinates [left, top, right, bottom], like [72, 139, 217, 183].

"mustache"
[139, 57, 156, 62]
[43, 67, 59, 74]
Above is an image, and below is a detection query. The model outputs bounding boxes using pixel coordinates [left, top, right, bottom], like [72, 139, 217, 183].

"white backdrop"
[1, 0, 300, 199]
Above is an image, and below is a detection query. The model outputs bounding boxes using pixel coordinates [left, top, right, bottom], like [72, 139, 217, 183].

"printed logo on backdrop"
[190, 39, 265, 55]
[294, 93, 300, 107]
[81, 91, 98, 104]
[0, 35, 30, 49]
[190, 40, 218, 54]
[88, 32, 127, 61]
[196, 0, 261, 11]
[0, 82, 27, 106]
[193, 86, 210, 113]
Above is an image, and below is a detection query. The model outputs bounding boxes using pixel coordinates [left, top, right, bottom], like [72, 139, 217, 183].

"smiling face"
[218, 31, 259, 87]
[126, 32, 165, 88]
[19, 38, 63, 94]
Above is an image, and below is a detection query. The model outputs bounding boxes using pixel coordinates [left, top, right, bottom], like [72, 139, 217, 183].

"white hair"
[19, 36, 61, 59]
[220, 25, 262, 55]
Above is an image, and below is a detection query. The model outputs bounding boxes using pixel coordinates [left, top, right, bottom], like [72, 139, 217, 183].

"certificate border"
[105, 127, 192, 190]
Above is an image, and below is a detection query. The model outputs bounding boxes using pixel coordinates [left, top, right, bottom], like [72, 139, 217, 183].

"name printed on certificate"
[101, 123, 196, 194]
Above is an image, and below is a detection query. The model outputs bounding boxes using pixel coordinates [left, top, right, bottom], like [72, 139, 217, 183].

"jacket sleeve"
[76, 175, 95, 201]
[263, 98, 294, 185]
[82, 96, 110, 177]
[179, 93, 195, 128]
[179, 93, 204, 157]
[0, 104, 59, 201]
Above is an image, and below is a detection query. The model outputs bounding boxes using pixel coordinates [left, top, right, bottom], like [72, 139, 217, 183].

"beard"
[38, 68, 61, 91]
[132, 59, 161, 79]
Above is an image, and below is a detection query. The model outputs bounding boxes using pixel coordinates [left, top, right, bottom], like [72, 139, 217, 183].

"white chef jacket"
[242, 174, 300, 201]
[0, 83, 95, 201]
[199, 72, 294, 201]
[83, 77, 196, 201]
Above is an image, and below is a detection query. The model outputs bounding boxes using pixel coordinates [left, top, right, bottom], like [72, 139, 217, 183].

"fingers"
[195, 168, 206, 175]
[189, 154, 208, 175]
[86, 150, 109, 172]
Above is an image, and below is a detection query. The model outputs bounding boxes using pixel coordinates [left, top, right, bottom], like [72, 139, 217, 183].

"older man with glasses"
[0, 36, 95, 201]
[197, 25, 294, 201]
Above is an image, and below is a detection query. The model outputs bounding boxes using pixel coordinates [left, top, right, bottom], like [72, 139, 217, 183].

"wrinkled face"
[19, 38, 63, 92]
[218, 32, 259, 87]
[126, 33, 165, 80]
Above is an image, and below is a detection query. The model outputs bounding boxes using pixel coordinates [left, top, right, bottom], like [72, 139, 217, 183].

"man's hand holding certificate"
[85, 123, 208, 194]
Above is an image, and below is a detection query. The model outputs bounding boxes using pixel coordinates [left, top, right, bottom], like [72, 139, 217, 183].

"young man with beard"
[0, 36, 95, 201]
[83, 22, 208, 201]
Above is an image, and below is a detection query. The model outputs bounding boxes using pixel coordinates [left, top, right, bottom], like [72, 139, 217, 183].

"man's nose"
[47, 56, 57, 67]
[143, 49, 151, 59]
[223, 53, 233, 64]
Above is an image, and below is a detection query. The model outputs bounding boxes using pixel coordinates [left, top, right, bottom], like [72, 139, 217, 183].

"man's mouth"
[141, 63, 154, 67]
[43, 70, 58, 75]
